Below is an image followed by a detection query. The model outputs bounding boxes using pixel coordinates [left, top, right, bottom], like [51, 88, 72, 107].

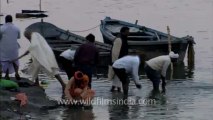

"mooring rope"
[69, 24, 100, 32]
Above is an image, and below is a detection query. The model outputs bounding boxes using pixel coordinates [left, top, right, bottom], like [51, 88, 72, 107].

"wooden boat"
[100, 17, 195, 61]
[16, 13, 48, 18]
[24, 21, 112, 67]
[22, 10, 47, 13]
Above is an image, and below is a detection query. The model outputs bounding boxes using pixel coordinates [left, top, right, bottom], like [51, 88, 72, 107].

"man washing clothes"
[112, 55, 142, 97]
[144, 51, 179, 92]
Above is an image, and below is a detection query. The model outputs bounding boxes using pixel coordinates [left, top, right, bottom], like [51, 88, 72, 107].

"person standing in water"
[0, 15, 21, 80]
[108, 27, 130, 92]
[74, 34, 99, 88]
[112, 55, 142, 97]
[144, 51, 179, 92]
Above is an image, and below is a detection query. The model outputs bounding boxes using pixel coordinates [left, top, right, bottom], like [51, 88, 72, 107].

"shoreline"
[0, 77, 59, 119]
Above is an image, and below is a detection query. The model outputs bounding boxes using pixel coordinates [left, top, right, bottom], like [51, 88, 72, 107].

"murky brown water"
[1, 0, 213, 119]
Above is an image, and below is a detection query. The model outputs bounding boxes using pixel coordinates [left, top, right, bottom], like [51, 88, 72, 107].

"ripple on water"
[39, 77, 213, 120]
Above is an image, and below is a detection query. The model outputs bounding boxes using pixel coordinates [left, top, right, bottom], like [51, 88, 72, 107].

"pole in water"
[167, 26, 172, 52]
[167, 26, 173, 80]
[39, 0, 42, 11]
[187, 41, 195, 67]
[135, 20, 138, 25]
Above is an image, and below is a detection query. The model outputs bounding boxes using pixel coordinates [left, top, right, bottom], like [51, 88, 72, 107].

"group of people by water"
[107, 26, 179, 97]
[0, 15, 179, 104]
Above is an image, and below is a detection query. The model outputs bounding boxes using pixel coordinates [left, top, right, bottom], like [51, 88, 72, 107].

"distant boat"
[24, 21, 112, 67]
[100, 17, 195, 61]
[22, 10, 47, 13]
[16, 13, 48, 18]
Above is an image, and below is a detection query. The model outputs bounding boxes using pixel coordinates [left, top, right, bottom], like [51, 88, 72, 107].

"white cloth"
[28, 32, 59, 81]
[146, 55, 171, 77]
[0, 23, 20, 61]
[111, 38, 122, 62]
[60, 49, 76, 60]
[108, 38, 122, 88]
[108, 38, 122, 80]
[169, 51, 179, 58]
[112, 55, 140, 84]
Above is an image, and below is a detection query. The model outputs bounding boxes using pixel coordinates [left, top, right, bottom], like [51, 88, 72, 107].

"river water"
[1, 0, 213, 120]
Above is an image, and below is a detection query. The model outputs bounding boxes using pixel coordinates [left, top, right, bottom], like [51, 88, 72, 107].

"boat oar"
[167, 26, 173, 80]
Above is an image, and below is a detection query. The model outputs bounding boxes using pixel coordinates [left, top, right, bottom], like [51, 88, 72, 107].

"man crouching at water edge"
[12, 31, 66, 91]
[112, 55, 142, 97]
[64, 71, 95, 105]
[59, 48, 76, 80]
[144, 51, 179, 92]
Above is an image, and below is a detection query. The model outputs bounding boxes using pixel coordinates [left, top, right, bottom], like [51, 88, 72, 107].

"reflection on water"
[28, 59, 198, 120]
[109, 104, 130, 120]
[42, 59, 213, 120]
[186, 62, 195, 79]
[172, 62, 195, 80]
[62, 108, 95, 120]
[108, 93, 131, 120]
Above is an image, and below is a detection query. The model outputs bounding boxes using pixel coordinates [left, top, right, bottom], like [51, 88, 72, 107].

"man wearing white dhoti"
[14, 32, 66, 91]
[108, 37, 122, 92]
[0, 15, 21, 80]
[108, 27, 130, 92]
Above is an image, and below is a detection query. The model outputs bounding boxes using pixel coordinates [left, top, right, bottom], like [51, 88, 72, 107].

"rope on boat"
[68, 24, 100, 32]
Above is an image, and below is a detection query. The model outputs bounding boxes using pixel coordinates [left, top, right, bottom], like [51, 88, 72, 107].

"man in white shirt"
[108, 27, 130, 92]
[0, 15, 21, 80]
[144, 51, 179, 91]
[112, 55, 142, 96]
[59, 49, 76, 79]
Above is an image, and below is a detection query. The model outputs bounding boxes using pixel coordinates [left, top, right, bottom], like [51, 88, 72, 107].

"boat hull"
[128, 41, 188, 61]
[100, 17, 194, 62]
[25, 22, 112, 67]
